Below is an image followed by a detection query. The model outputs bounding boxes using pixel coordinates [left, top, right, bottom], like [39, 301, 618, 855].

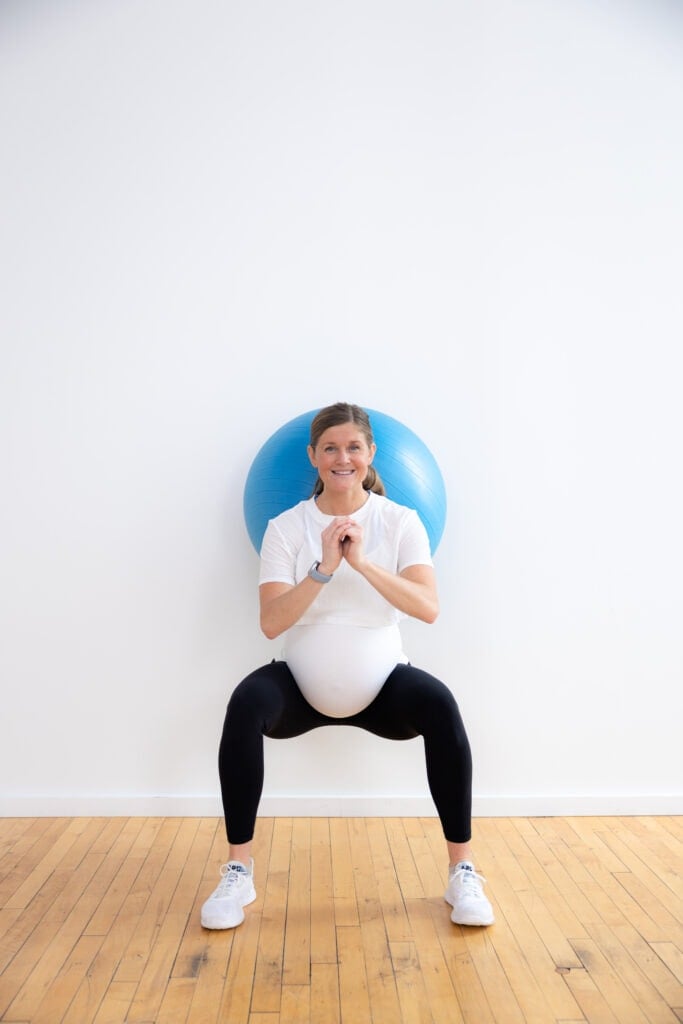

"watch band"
[308, 560, 334, 583]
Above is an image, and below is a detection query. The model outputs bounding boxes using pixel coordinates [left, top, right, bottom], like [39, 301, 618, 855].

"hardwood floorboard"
[0, 815, 680, 1023]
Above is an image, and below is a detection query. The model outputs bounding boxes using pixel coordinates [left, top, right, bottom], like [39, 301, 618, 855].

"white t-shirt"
[259, 493, 433, 716]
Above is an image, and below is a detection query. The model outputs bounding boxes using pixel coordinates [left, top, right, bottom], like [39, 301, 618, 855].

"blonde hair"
[309, 402, 386, 498]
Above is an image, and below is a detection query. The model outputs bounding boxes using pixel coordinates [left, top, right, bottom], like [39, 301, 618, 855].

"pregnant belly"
[284, 624, 407, 718]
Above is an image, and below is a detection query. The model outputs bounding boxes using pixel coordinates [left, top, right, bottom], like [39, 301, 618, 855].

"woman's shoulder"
[268, 498, 313, 530]
[366, 493, 425, 534]
[261, 499, 312, 560]
[369, 492, 418, 519]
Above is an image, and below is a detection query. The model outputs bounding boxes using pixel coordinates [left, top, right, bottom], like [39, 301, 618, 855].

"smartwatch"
[308, 560, 334, 583]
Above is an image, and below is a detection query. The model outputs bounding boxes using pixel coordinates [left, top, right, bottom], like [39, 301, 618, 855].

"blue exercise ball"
[243, 407, 447, 554]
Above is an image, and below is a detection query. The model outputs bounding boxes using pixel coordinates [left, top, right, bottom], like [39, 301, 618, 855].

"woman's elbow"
[417, 599, 439, 625]
[259, 614, 282, 640]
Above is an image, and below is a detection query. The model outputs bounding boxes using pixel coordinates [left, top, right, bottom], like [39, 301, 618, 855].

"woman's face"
[308, 422, 376, 495]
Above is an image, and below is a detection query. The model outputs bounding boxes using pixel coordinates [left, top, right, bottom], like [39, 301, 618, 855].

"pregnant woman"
[201, 402, 494, 930]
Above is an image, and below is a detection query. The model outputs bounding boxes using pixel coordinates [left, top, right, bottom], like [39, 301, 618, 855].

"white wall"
[1, 0, 682, 819]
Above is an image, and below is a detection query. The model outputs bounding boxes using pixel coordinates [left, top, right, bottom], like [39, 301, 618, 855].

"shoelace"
[457, 868, 487, 894]
[211, 863, 246, 899]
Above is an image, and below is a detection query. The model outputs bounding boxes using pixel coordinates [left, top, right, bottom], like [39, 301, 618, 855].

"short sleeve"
[259, 518, 299, 585]
[397, 509, 433, 572]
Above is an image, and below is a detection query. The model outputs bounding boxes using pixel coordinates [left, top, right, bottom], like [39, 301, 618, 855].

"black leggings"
[218, 661, 473, 845]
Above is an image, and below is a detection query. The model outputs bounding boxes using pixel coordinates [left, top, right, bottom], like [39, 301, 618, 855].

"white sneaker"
[200, 859, 256, 929]
[444, 861, 495, 926]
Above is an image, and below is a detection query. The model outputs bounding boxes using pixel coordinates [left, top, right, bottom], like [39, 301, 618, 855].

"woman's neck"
[315, 489, 370, 517]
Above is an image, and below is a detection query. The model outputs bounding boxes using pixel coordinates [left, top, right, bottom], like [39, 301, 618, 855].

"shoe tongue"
[228, 861, 247, 873]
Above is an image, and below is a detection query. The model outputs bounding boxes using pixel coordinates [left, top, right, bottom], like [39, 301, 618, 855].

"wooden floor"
[0, 816, 681, 1024]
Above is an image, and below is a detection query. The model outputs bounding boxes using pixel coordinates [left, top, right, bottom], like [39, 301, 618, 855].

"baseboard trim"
[1, 793, 681, 817]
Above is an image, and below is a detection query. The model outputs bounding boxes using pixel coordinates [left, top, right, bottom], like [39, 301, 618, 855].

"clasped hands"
[319, 517, 365, 575]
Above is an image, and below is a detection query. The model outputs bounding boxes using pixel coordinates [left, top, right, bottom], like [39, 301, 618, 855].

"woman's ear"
[307, 444, 317, 468]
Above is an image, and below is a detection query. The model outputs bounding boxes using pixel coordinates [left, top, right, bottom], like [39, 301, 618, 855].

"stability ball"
[243, 407, 447, 554]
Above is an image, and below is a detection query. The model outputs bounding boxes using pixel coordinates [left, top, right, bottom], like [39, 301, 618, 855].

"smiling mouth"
[332, 469, 354, 475]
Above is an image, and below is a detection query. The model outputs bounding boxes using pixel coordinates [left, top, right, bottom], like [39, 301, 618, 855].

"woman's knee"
[392, 664, 458, 710]
[224, 664, 286, 727]
[396, 666, 468, 736]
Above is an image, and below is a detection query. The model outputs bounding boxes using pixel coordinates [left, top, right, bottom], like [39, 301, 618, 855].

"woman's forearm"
[260, 561, 439, 639]
[259, 577, 329, 639]
[355, 562, 439, 623]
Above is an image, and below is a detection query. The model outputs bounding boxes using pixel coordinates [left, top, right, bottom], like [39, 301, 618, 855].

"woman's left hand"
[340, 519, 365, 569]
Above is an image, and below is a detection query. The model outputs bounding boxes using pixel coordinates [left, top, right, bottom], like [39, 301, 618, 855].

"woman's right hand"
[318, 517, 355, 576]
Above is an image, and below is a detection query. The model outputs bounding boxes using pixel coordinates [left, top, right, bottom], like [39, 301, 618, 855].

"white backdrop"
[1, 0, 682, 819]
